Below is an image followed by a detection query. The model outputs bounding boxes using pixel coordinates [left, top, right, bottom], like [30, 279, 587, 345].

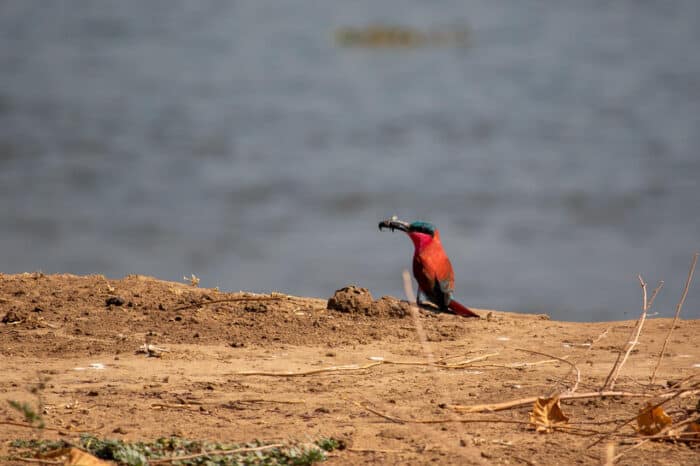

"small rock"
[105, 296, 125, 307]
[1, 310, 24, 324]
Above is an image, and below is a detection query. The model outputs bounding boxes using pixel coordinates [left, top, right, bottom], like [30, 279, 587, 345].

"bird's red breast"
[409, 229, 455, 299]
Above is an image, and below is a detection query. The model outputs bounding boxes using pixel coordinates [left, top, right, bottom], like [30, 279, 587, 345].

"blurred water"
[1, 1, 699, 321]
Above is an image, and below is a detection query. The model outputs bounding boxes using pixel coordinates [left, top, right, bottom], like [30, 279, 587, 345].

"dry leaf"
[529, 396, 569, 433]
[43, 447, 113, 466]
[636, 403, 672, 435]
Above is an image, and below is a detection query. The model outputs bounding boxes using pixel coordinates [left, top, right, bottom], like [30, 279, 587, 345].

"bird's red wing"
[414, 253, 454, 308]
[412, 254, 435, 297]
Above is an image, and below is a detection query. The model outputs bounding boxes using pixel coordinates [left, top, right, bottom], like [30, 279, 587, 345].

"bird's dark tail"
[448, 300, 479, 318]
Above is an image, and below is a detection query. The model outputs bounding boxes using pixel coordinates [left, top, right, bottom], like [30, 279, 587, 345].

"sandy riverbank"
[1, 273, 698, 465]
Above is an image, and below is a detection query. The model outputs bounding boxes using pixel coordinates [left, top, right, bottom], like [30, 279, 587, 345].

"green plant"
[7, 434, 341, 465]
[7, 400, 44, 429]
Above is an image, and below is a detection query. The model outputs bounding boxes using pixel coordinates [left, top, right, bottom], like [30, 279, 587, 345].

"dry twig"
[603, 276, 663, 390]
[650, 252, 698, 384]
[450, 390, 671, 414]
[609, 276, 656, 389]
[348, 399, 606, 435]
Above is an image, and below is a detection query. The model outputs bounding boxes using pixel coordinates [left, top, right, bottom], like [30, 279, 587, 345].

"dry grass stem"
[348, 399, 606, 435]
[0, 420, 101, 435]
[347, 447, 405, 454]
[346, 399, 405, 423]
[148, 443, 286, 464]
[646, 281, 665, 309]
[515, 348, 580, 394]
[473, 358, 563, 370]
[603, 275, 663, 390]
[150, 398, 306, 411]
[608, 276, 657, 389]
[171, 296, 287, 312]
[586, 387, 699, 448]
[650, 252, 698, 384]
[603, 442, 615, 466]
[450, 390, 671, 414]
[0, 421, 62, 432]
[232, 361, 383, 377]
[612, 412, 700, 463]
[402, 269, 435, 363]
[612, 439, 649, 463]
[399, 269, 480, 442]
[150, 403, 202, 411]
[228, 352, 498, 377]
[224, 398, 306, 405]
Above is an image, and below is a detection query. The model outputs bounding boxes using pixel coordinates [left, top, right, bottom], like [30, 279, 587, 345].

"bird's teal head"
[407, 221, 436, 236]
[379, 217, 439, 251]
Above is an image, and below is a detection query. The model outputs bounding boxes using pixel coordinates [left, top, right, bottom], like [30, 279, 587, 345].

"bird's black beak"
[378, 217, 410, 233]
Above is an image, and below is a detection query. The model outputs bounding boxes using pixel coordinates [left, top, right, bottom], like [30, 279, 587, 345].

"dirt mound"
[327, 285, 374, 314]
[0, 274, 444, 358]
[327, 285, 411, 318]
[370, 296, 411, 318]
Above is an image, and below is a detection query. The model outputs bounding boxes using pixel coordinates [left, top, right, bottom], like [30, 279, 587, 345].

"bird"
[378, 217, 479, 318]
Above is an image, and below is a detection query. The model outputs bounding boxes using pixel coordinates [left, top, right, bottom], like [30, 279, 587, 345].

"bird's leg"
[416, 288, 423, 307]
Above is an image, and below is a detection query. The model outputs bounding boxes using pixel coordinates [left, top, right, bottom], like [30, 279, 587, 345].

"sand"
[1, 272, 698, 465]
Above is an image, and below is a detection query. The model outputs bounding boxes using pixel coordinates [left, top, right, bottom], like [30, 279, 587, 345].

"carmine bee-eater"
[379, 217, 479, 318]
